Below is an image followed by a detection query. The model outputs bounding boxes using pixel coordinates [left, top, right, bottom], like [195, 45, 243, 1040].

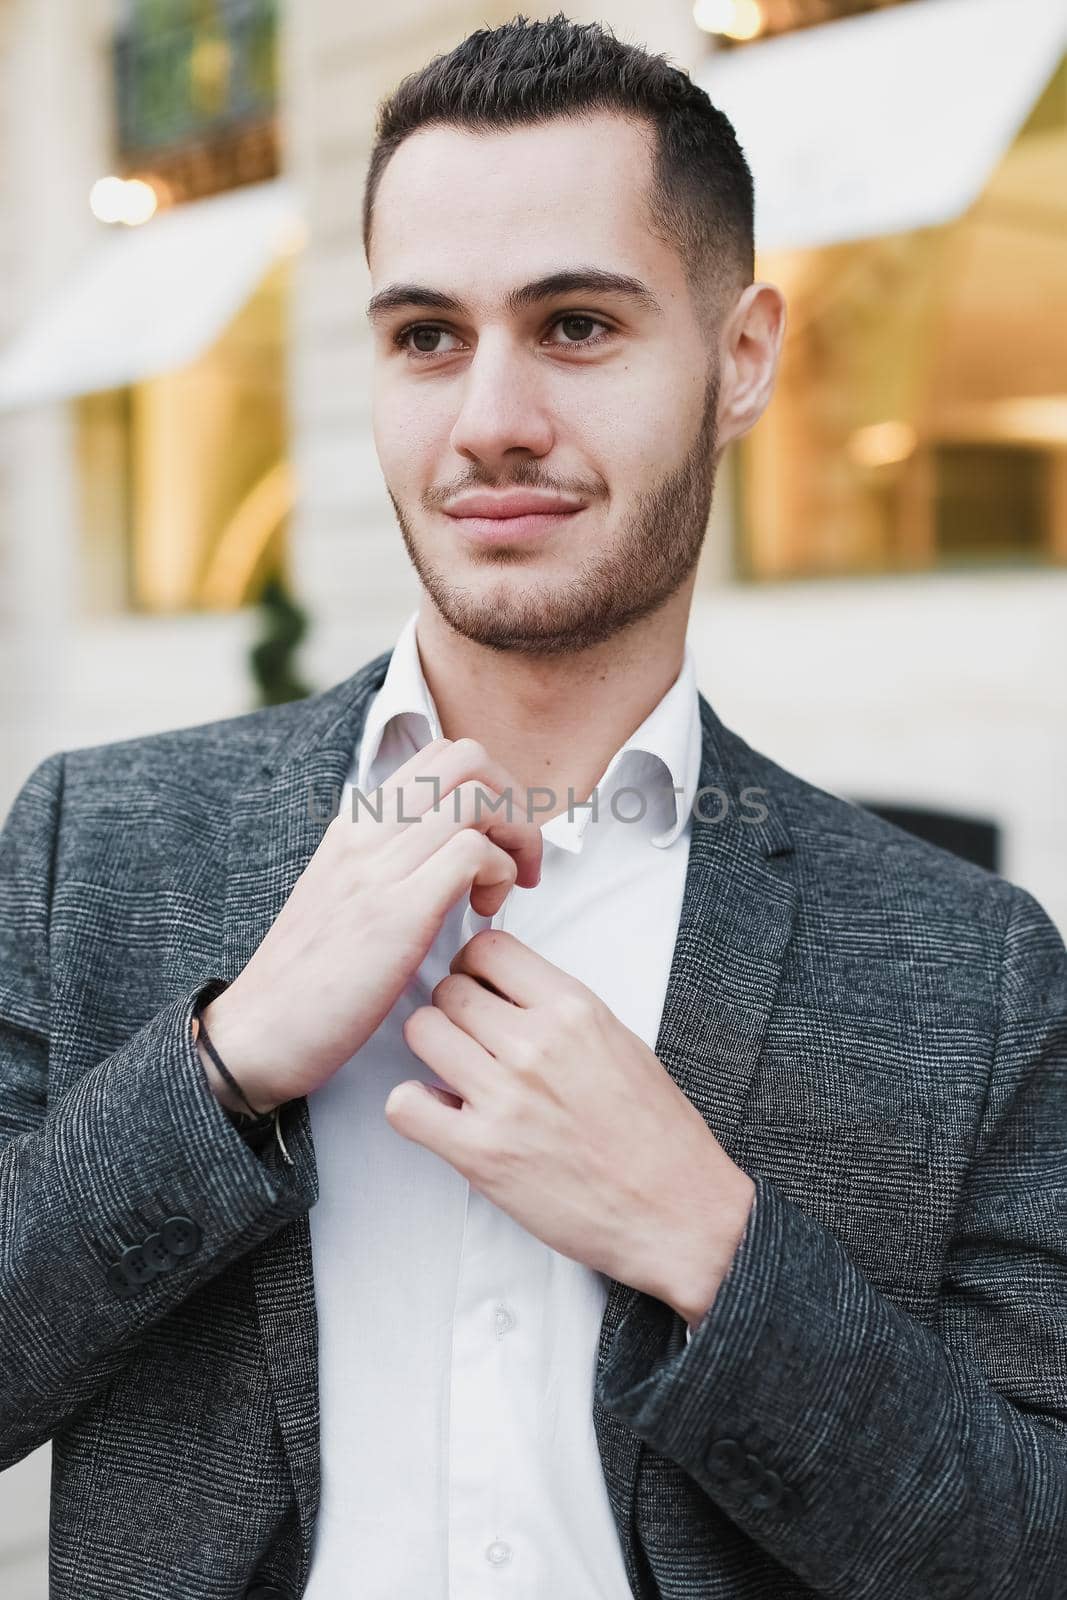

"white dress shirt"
[303, 609, 702, 1597]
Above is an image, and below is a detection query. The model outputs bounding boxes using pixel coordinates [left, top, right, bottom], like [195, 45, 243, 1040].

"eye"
[392, 313, 614, 362]
[394, 325, 465, 359]
[545, 315, 612, 349]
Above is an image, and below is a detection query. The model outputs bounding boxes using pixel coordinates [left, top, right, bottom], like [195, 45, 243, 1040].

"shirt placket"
[446, 889, 530, 1594]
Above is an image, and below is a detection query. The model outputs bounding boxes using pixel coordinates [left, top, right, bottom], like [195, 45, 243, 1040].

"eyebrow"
[365, 268, 663, 327]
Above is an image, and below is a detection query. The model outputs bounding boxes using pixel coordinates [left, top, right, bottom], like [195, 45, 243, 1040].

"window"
[735, 59, 1067, 581]
[76, 256, 293, 614]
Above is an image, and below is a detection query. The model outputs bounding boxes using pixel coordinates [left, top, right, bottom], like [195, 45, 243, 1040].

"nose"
[448, 333, 555, 468]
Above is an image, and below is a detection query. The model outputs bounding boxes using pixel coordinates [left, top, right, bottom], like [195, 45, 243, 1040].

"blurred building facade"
[1, 0, 1065, 887]
[0, 0, 1066, 1591]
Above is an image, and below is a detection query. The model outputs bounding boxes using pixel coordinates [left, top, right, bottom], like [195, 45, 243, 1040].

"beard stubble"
[388, 365, 721, 658]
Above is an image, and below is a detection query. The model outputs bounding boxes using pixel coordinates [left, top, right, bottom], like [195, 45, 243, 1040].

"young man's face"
[367, 112, 725, 655]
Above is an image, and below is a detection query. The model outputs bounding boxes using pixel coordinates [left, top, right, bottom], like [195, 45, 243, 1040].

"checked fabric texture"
[0, 648, 1065, 1599]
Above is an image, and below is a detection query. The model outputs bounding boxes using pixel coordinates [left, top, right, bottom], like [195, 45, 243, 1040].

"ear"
[715, 282, 787, 453]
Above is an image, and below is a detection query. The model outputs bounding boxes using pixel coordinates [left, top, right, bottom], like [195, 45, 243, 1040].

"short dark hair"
[362, 12, 754, 319]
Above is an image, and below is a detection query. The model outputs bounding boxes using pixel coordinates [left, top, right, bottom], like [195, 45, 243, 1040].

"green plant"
[249, 576, 312, 707]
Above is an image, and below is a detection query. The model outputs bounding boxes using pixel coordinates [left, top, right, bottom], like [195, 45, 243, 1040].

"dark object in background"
[855, 802, 1000, 873]
[249, 576, 312, 707]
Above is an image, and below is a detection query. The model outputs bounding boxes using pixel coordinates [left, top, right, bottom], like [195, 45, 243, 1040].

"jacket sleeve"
[0, 755, 318, 1472]
[596, 883, 1067, 1599]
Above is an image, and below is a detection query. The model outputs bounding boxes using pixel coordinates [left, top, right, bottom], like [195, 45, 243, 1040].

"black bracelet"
[194, 1008, 266, 1119]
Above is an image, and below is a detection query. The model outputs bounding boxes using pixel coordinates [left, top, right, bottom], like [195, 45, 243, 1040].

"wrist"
[193, 998, 280, 1116]
[662, 1169, 756, 1329]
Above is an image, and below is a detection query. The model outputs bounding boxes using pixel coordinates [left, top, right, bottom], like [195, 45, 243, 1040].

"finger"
[345, 738, 454, 839]
[383, 779, 543, 889]
[402, 1002, 494, 1103]
[384, 1075, 471, 1167]
[404, 827, 519, 922]
[430, 973, 520, 1059]
[356, 740, 542, 888]
[424, 1083, 464, 1109]
[387, 737, 543, 843]
[450, 927, 570, 1009]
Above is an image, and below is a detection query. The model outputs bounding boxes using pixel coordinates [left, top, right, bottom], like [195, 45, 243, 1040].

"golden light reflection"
[90, 175, 160, 227]
[848, 421, 919, 469]
[692, 0, 765, 42]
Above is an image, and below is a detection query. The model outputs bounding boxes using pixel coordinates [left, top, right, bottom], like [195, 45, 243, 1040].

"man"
[1, 13, 1064, 1600]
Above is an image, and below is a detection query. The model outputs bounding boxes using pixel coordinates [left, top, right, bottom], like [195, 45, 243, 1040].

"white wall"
[690, 566, 1067, 936]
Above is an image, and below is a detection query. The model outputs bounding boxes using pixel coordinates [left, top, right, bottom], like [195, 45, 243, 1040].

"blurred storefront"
[703, 0, 1067, 581]
[686, 0, 1067, 935]
[0, 2, 303, 801]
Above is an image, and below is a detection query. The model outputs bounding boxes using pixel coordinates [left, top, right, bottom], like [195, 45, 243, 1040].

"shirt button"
[493, 1303, 514, 1338]
[486, 1539, 511, 1565]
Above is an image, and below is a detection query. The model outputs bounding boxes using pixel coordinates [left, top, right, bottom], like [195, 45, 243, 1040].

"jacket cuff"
[193, 979, 296, 1168]
[596, 1173, 780, 1475]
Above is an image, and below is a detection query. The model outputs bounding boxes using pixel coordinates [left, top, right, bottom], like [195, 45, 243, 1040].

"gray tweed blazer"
[1, 648, 1064, 1600]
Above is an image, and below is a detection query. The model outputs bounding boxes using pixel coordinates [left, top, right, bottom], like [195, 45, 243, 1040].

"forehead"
[369, 112, 680, 296]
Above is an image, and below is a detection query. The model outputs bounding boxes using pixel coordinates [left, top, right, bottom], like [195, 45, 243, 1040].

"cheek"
[571, 385, 683, 493]
[372, 390, 444, 491]
[571, 359, 694, 459]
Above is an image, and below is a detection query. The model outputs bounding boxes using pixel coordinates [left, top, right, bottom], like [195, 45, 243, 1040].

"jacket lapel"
[593, 692, 799, 1596]
[221, 651, 391, 1578]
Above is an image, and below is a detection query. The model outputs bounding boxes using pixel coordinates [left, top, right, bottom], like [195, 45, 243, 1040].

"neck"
[413, 581, 696, 823]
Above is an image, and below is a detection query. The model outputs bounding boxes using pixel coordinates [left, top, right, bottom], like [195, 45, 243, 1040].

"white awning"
[0, 178, 303, 412]
[696, 0, 1067, 253]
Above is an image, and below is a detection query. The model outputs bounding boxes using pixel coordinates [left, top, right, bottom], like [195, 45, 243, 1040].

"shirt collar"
[355, 609, 440, 795]
[543, 642, 700, 855]
[355, 608, 701, 855]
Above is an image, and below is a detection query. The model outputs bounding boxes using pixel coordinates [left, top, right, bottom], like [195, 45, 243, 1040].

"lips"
[443, 492, 585, 519]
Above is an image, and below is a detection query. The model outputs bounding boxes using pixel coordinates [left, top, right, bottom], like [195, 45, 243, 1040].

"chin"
[426, 578, 632, 658]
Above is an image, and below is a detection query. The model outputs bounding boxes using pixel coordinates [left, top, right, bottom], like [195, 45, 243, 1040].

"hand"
[387, 929, 755, 1322]
[199, 740, 543, 1113]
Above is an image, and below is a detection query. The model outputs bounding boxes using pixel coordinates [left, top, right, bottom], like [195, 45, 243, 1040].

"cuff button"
[706, 1438, 745, 1480]
[142, 1232, 177, 1272]
[119, 1244, 156, 1285]
[750, 1468, 785, 1512]
[161, 1216, 202, 1256]
[105, 1261, 139, 1298]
